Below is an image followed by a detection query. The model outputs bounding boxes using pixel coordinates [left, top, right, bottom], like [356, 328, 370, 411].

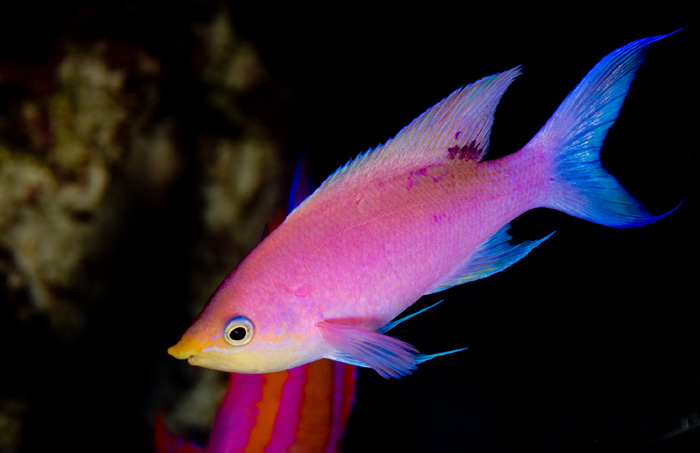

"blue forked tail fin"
[526, 30, 682, 227]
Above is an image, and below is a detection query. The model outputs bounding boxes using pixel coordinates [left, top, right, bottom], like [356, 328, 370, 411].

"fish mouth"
[183, 349, 237, 372]
[168, 337, 230, 371]
[168, 336, 202, 360]
[186, 355, 209, 368]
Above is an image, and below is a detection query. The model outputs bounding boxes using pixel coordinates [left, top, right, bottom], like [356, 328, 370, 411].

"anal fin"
[378, 299, 444, 334]
[430, 224, 553, 294]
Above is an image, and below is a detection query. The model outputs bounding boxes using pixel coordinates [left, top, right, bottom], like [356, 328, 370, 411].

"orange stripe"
[291, 360, 334, 452]
[244, 370, 289, 453]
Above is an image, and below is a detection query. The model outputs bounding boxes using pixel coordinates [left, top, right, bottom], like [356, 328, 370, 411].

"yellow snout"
[168, 336, 202, 360]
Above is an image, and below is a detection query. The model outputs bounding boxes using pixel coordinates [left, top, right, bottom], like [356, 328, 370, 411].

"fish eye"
[224, 316, 254, 346]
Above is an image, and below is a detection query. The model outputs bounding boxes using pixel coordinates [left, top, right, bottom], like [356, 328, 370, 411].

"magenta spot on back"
[447, 140, 482, 161]
[455, 131, 461, 140]
[406, 164, 447, 191]
[447, 145, 460, 160]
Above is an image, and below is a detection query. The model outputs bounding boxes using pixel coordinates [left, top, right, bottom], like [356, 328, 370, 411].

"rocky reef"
[0, 2, 291, 450]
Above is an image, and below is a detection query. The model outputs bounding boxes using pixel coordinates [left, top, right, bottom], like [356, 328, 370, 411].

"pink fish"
[169, 32, 678, 378]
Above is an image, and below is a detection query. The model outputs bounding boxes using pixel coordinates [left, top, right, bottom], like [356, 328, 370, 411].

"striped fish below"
[208, 360, 357, 452]
[156, 360, 357, 453]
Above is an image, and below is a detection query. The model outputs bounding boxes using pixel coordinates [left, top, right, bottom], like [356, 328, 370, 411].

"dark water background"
[1, 2, 697, 452]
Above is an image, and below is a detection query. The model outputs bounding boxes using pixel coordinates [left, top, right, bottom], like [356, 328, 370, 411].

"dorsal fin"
[309, 67, 522, 195]
[386, 66, 521, 160]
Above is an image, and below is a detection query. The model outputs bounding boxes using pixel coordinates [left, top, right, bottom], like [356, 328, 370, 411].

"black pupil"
[229, 326, 247, 341]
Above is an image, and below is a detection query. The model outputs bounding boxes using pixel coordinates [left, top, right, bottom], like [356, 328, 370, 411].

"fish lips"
[168, 336, 202, 360]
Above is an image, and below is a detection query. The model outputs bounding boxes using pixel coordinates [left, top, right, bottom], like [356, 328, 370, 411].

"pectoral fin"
[318, 319, 465, 379]
[319, 320, 419, 378]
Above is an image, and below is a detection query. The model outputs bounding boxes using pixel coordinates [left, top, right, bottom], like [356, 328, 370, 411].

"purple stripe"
[206, 373, 264, 453]
[264, 365, 308, 452]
